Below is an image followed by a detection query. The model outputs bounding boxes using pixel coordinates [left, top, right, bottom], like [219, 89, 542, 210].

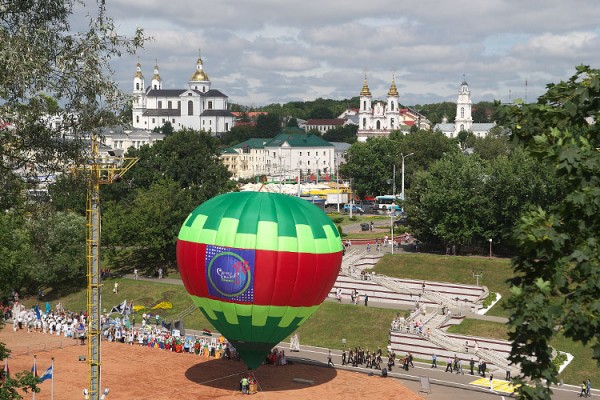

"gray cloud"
[88, 0, 600, 107]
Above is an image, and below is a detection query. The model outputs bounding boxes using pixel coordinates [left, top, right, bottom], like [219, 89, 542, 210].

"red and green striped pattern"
[176, 191, 343, 369]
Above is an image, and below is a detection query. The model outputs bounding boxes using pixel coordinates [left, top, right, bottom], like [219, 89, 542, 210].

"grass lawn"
[288, 301, 404, 353]
[19, 279, 403, 354]
[372, 253, 514, 317]
[447, 319, 599, 386]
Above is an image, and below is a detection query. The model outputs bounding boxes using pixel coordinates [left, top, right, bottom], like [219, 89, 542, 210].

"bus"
[374, 195, 402, 212]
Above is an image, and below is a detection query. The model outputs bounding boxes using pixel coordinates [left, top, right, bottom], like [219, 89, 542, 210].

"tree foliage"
[501, 65, 600, 399]
[322, 125, 357, 144]
[340, 130, 457, 198]
[0, 0, 146, 205]
[405, 144, 560, 252]
[101, 129, 237, 270]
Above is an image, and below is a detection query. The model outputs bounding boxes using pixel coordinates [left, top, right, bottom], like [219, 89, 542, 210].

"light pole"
[488, 238, 492, 259]
[400, 153, 414, 201]
[390, 210, 395, 255]
[472, 270, 483, 287]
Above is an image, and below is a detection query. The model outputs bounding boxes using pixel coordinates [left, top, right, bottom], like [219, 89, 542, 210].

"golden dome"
[153, 64, 161, 81]
[388, 76, 399, 97]
[134, 62, 144, 79]
[190, 57, 210, 81]
[360, 75, 371, 96]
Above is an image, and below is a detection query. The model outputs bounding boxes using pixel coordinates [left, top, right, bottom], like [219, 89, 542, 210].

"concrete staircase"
[336, 248, 518, 376]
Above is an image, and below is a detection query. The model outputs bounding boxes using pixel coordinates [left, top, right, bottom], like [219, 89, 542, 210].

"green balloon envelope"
[176, 191, 343, 369]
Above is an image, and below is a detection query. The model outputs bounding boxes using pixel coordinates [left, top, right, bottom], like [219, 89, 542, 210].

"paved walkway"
[121, 272, 591, 399]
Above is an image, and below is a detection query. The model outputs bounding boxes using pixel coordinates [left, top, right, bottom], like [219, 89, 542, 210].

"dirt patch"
[1, 328, 424, 400]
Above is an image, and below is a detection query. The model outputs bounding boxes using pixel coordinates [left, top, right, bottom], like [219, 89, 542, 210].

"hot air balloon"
[176, 191, 343, 370]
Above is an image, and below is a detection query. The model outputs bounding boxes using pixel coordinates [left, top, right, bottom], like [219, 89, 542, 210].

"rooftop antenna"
[525, 79, 528, 103]
[509, 88, 512, 103]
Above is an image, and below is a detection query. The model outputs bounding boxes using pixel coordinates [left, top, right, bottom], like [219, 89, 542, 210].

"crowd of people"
[340, 346, 397, 372]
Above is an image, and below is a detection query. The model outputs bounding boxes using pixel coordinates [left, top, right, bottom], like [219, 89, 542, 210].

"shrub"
[552, 352, 568, 370]
[331, 216, 344, 224]
[349, 216, 358, 221]
[337, 224, 344, 237]
[482, 292, 497, 308]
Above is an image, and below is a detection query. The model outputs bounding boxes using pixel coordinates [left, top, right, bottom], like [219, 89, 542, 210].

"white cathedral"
[433, 80, 496, 138]
[355, 75, 428, 142]
[132, 54, 235, 135]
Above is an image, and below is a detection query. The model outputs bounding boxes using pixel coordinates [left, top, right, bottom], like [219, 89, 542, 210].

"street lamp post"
[390, 210, 394, 255]
[488, 238, 492, 259]
[400, 153, 414, 201]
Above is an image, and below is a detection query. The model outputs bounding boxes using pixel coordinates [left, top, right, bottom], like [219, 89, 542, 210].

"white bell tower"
[454, 76, 473, 136]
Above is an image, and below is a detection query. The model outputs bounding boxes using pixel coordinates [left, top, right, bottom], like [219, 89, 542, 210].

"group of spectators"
[340, 346, 396, 372]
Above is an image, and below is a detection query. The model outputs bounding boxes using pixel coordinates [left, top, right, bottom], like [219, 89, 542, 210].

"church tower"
[358, 74, 372, 132]
[454, 78, 473, 135]
[132, 62, 146, 126]
[151, 62, 162, 90]
[386, 75, 400, 130]
[188, 50, 211, 92]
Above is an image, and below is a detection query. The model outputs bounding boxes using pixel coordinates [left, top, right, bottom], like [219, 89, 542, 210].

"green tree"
[102, 179, 193, 270]
[0, 211, 30, 298]
[220, 124, 257, 146]
[48, 174, 87, 216]
[0, 0, 145, 201]
[406, 152, 494, 249]
[322, 125, 358, 144]
[26, 210, 86, 292]
[102, 129, 236, 269]
[255, 113, 281, 137]
[340, 138, 395, 198]
[502, 66, 600, 399]
[308, 106, 334, 119]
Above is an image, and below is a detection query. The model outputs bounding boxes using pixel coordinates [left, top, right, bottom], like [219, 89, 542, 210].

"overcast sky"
[84, 0, 600, 107]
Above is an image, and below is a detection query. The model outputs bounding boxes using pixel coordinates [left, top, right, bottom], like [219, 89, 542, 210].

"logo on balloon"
[206, 245, 255, 303]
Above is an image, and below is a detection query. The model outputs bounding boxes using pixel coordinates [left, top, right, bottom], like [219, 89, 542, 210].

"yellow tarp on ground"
[470, 377, 519, 394]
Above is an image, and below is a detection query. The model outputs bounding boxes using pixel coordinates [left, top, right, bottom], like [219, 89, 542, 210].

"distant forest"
[230, 97, 501, 125]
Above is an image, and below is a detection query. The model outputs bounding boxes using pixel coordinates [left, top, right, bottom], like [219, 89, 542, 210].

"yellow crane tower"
[85, 133, 137, 399]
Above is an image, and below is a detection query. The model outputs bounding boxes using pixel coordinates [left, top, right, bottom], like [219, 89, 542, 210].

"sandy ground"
[1, 328, 424, 400]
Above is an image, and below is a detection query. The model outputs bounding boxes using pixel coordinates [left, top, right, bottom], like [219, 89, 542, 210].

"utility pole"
[85, 133, 137, 400]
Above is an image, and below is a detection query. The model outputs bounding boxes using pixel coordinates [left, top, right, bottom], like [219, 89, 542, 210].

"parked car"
[343, 204, 365, 214]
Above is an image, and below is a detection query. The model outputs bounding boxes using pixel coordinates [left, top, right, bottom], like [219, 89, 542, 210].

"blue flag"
[40, 365, 53, 382]
[35, 304, 41, 320]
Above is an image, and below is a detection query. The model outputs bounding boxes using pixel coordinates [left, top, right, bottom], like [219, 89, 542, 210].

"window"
[300, 152, 302, 156]
[460, 124, 464, 131]
[391, 118, 394, 127]
[391, 101, 395, 111]
[136, 83, 140, 90]
[152, 118, 155, 123]
[172, 119, 175, 123]
[225, 123, 229, 131]
[363, 100, 366, 110]
[376, 120, 381, 130]
[460, 107, 465, 118]
[136, 116, 139, 123]
[363, 118, 367, 129]
[158, 101, 162, 109]
[188, 100, 193, 115]
[307, 152, 310, 156]
[168, 101, 172, 109]
[208, 101, 213, 109]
